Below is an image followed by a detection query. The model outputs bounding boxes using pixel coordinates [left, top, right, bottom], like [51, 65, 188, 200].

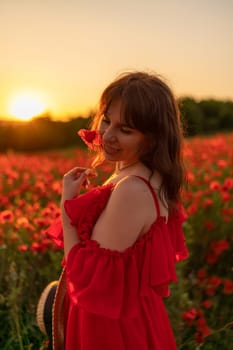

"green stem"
[204, 320, 233, 340]
[14, 313, 24, 350]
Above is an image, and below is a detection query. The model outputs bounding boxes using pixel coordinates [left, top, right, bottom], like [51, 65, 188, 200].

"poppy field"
[0, 133, 233, 349]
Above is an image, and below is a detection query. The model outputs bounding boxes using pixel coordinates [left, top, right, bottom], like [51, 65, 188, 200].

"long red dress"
[48, 177, 188, 349]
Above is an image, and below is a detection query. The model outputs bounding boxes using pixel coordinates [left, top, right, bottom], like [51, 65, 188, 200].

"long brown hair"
[91, 71, 186, 208]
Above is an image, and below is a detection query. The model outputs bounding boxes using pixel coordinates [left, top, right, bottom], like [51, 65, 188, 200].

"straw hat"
[52, 268, 66, 350]
[37, 268, 66, 349]
[36, 280, 59, 336]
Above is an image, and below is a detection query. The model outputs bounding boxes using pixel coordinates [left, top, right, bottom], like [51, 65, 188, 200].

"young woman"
[49, 71, 188, 349]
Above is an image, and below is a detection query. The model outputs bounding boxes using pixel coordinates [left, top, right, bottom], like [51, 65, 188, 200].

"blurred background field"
[0, 126, 233, 349]
[1, 1, 233, 348]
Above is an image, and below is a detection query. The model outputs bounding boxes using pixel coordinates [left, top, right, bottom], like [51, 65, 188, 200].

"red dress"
[48, 177, 188, 350]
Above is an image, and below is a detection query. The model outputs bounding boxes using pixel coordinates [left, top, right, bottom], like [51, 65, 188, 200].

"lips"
[103, 144, 119, 155]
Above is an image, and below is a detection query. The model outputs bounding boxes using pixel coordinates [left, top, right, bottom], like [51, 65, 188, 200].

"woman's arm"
[91, 176, 157, 251]
[61, 167, 91, 258]
[61, 170, 157, 257]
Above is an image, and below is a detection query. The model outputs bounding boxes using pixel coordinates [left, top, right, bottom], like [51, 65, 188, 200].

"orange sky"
[1, 0, 233, 121]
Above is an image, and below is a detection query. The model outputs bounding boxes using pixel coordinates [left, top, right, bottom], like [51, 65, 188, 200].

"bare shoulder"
[108, 175, 156, 213]
[113, 175, 149, 197]
[92, 176, 158, 250]
[109, 176, 158, 218]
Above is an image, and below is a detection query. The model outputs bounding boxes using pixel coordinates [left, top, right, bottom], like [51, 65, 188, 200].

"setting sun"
[8, 92, 46, 121]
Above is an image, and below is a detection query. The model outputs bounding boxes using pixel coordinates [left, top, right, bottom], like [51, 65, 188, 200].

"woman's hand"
[61, 166, 96, 257]
[61, 167, 96, 204]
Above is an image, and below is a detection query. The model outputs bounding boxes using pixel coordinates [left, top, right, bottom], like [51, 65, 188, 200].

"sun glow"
[8, 92, 46, 121]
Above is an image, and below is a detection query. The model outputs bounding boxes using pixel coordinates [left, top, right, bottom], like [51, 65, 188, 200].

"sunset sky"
[1, 0, 233, 121]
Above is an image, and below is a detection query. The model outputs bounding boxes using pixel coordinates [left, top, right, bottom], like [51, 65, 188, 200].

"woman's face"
[98, 99, 148, 166]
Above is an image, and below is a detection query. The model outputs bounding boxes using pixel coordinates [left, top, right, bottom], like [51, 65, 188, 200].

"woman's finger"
[64, 167, 87, 178]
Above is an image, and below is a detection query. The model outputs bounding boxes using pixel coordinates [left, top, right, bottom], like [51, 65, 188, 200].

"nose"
[101, 126, 116, 143]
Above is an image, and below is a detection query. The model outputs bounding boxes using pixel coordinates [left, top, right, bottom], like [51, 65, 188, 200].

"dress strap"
[134, 176, 161, 217]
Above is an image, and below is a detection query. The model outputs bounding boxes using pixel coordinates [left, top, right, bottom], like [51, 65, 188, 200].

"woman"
[49, 71, 188, 349]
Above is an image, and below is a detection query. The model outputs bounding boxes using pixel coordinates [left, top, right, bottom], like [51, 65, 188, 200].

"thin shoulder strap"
[134, 175, 161, 217]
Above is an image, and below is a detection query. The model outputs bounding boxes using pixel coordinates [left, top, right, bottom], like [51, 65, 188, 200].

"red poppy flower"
[77, 129, 101, 150]
[201, 299, 212, 309]
[207, 276, 222, 288]
[197, 268, 207, 280]
[205, 251, 218, 264]
[18, 244, 28, 252]
[222, 177, 233, 190]
[223, 279, 233, 295]
[209, 180, 221, 190]
[205, 276, 222, 295]
[195, 332, 204, 344]
[210, 240, 229, 256]
[204, 220, 215, 231]
[182, 307, 198, 325]
[0, 210, 14, 223]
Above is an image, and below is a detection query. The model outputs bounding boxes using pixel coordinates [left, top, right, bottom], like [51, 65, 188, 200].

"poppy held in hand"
[77, 129, 101, 150]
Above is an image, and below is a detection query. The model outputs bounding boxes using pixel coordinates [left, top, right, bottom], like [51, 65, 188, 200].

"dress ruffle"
[47, 183, 188, 319]
[46, 184, 114, 247]
[66, 241, 140, 319]
[64, 184, 114, 241]
[46, 217, 63, 248]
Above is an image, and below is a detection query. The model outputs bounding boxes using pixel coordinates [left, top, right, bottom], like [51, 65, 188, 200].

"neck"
[116, 160, 139, 173]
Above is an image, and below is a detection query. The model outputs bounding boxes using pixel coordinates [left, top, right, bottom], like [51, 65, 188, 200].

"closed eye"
[101, 115, 110, 124]
[100, 114, 134, 134]
[120, 127, 132, 134]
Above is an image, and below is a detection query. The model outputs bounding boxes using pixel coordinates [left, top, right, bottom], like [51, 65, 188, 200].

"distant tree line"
[0, 98, 233, 152]
[179, 98, 233, 136]
[0, 115, 91, 152]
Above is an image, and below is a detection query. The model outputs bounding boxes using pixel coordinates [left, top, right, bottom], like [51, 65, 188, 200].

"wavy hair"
[91, 71, 186, 209]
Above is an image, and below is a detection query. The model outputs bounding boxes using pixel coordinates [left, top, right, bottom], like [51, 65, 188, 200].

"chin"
[103, 150, 119, 161]
[104, 155, 119, 162]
